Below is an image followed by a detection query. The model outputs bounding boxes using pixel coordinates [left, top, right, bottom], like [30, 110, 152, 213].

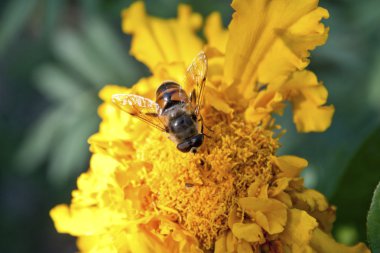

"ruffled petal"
[310, 228, 371, 253]
[269, 177, 292, 197]
[244, 91, 284, 125]
[49, 204, 126, 236]
[122, 2, 203, 70]
[224, 0, 329, 96]
[290, 189, 329, 212]
[309, 206, 336, 233]
[274, 155, 308, 178]
[282, 70, 334, 132]
[232, 223, 265, 243]
[279, 209, 318, 251]
[238, 197, 287, 234]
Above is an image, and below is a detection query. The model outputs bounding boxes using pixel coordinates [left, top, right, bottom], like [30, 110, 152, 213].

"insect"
[112, 51, 208, 153]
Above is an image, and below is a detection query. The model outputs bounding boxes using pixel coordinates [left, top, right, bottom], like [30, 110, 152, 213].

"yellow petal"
[238, 197, 287, 234]
[274, 155, 308, 178]
[77, 234, 116, 253]
[309, 205, 336, 233]
[224, 0, 329, 98]
[269, 177, 291, 197]
[205, 12, 228, 53]
[274, 192, 293, 208]
[293, 97, 335, 132]
[122, 2, 203, 71]
[310, 228, 370, 253]
[244, 91, 284, 125]
[291, 189, 329, 212]
[247, 180, 262, 197]
[279, 209, 317, 248]
[227, 231, 238, 252]
[237, 240, 254, 253]
[215, 232, 228, 253]
[228, 206, 242, 229]
[205, 85, 234, 115]
[232, 222, 265, 243]
[50, 204, 125, 236]
[282, 70, 334, 132]
[203, 51, 235, 114]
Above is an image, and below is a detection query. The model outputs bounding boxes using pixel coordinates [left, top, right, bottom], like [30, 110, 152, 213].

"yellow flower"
[50, 1, 369, 253]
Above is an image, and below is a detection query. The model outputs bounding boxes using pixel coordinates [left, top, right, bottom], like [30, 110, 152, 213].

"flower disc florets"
[140, 108, 279, 249]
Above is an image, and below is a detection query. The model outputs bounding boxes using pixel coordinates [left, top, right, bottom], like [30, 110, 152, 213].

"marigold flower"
[50, 1, 370, 252]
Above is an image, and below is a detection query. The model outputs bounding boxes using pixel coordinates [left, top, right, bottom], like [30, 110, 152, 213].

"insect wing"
[112, 94, 166, 131]
[185, 51, 208, 115]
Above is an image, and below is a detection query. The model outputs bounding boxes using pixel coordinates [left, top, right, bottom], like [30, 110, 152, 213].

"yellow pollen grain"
[135, 108, 280, 249]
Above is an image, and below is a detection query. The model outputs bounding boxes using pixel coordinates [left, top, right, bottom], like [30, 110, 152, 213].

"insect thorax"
[163, 104, 198, 144]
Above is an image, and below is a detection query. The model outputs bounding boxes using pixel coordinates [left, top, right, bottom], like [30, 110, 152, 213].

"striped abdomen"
[156, 81, 189, 112]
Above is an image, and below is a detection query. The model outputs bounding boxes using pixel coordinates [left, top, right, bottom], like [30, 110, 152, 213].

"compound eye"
[177, 135, 204, 153]
[191, 134, 204, 147]
[177, 141, 192, 153]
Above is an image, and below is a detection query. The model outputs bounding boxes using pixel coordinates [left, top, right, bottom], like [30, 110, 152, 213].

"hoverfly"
[112, 51, 208, 153]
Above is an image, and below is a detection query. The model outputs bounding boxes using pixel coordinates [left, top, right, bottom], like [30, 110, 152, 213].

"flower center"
[136, 109, 279, 249]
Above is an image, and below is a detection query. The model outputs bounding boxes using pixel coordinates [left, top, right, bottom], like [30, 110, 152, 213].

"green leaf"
[80, 0, 101, 17]
[13, 106, 68, 174]
[83, 17, 142, 84]
[52, 28, 116, 89]
[33, 64, 86, 101]
[42, 0, 65, 38]
[352, 0, 380, 36]
[47, 109, 98, 186]
[13, 91, 98, 177]
[45, 92, 99, 185]
[368, 182, 380, 253]
[0, 0, 38, 54]
[368, 49, 380, 116]
[332, 126, 380, 244]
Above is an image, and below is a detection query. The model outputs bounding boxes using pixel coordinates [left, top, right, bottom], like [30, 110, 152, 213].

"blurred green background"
[0, 0, 379, 252]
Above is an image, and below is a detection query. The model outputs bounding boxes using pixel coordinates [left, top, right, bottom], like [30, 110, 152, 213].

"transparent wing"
[112, 94, 166, 131]
[185, 51, 208, 115]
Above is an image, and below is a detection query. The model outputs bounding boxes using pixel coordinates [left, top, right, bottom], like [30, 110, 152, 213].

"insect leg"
[198, 114, 213, 134]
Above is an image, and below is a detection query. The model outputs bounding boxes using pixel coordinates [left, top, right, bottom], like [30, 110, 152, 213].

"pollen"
[138, 108, 279, 249]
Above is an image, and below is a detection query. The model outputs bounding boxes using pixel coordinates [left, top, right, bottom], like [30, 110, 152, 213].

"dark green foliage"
[368, 182, 380, 253]
[332, 127, 380, 244]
